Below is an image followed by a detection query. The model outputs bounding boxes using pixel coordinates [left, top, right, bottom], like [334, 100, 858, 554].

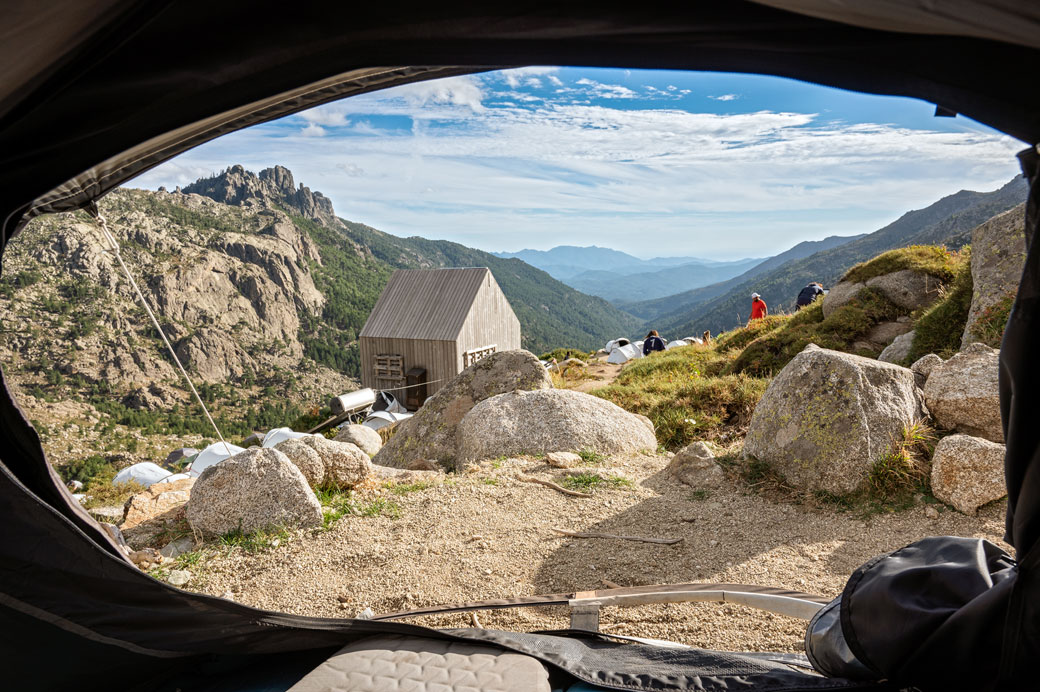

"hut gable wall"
[456, 272, 522, 369]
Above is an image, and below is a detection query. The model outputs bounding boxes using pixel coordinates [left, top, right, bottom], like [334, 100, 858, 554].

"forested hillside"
[181, 166, 640, 373]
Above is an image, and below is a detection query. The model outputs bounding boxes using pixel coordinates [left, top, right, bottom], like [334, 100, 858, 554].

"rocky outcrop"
[824, 271, 942, 319]
[878, 330, 915, 364]
[174, 327, 257, 383]
[821, 281, 864, 318]
[455, 389, 657, 468]
[666, 442, 724, 488]
[182, 164, 339, 228]
[301, 436, 371, 489]
[962, 204, 1026, 348]
[122, 478, 195, 530]
[744, 344, 927, 494]
[186, 448, 322, 535]
[373, 350, 552, 469]
[334, 424, 382, 457]
[123, 382, 187, 411]
[863, 270, 943, 312]
[930, 434, 1007, 514]
[866, 319, 913, 348]
[923, 343, 1002, 442]
[274, 438, 326, 487]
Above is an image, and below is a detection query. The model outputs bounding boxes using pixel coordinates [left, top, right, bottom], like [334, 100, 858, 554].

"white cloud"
[709, 94, 739, 101]
[547, 75, 563, 87]
[575, 78, 638, 99]
[390, 76, 485, 112]
[300, 123, 326, 137]
[134, 72, 1023, 257]
[497, 67, 560, 88]
[300, 107, 350, 126]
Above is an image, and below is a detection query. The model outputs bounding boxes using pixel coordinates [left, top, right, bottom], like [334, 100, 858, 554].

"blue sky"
[134, 67, 1024, 260]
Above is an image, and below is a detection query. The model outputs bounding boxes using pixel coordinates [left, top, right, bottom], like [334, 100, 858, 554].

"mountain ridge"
[653, 176, 1028, 337]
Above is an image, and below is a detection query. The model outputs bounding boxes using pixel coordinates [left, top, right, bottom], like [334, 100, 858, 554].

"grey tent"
[2, 3, 1040, 690]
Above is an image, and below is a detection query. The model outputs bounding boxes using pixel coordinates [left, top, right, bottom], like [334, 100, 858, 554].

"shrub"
[59, 454, 112, 484]
[539, 347, 594, 362]
[970, 291, 1016, 348]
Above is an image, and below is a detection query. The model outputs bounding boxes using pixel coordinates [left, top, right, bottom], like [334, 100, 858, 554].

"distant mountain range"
[493, 245, 767, 301]
[643, 175, 1028, 338]
[619, 234, 865, 321]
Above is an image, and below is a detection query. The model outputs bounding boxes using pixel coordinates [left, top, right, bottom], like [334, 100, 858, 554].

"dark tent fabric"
[1, 3, 1039, 690]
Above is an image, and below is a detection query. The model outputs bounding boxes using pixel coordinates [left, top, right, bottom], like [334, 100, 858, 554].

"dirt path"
[192, 452, 1007, 654]
[571, 356, 622, 393]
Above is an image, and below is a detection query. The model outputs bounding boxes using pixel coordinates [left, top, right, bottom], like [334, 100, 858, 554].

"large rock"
[877, 331, 915, 364]
[186, 448, 322, 535]
[455, 389, 657, 468]
[962, 204, 1026, 348]
[744, 344, 927, 494]
[666, 442, 724, 488]
[866, 320, 913, 348]
[122, 478, 195, 530]
[334, 424, 382, 457]
[864, 270, 943, 312]
[910, 354, 944, 388]
[931, 434, 1007, 514]
[273, 438, 326, 487]
[923, 343, 1002, 442]
[822, 281, 865, 318]
[301, 436, 370, 488]
[373, 350, 552, 469]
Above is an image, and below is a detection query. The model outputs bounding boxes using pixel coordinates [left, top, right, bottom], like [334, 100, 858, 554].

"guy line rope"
[88, 207, 233, 457]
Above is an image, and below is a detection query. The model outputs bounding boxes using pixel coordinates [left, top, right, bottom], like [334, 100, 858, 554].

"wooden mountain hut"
[359, 267, 521, 407]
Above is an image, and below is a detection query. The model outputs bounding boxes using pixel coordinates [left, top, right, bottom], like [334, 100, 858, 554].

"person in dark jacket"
[643, 330, 667, 355]
[796, 281, 825, 309]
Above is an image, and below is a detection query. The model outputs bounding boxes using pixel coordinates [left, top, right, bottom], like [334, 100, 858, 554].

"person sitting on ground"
[702, 329, 711, 343]
[796, 281, 825, 310]
[642, 330, 667, 355]
[749, 293, 768, 323]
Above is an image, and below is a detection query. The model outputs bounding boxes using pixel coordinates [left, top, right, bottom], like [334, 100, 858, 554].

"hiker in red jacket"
[749, 292, 768, 322]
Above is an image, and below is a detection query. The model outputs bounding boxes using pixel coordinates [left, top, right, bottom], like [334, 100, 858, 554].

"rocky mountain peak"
[183, 165, 337, 227]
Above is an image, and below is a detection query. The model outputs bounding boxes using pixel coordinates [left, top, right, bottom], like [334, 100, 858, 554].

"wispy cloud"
[132, 68, 1023, 257]
[709, 94, 739, 101]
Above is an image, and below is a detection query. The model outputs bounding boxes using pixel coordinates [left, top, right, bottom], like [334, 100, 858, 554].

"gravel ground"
[191, 451, 1008, 653]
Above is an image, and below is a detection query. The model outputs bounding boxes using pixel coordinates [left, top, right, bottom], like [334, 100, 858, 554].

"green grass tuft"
[578, 449, 605, 464]
[904, 249, 973, 362]
[842, 245, 959, 284]
[970, 290, 1016, 348]
[559, 473, 632, 493]
[218, 525, 290, 554]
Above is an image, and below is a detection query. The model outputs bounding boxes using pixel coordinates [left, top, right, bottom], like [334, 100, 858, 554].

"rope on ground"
[551, 528, 682, 545]
[88, 209, 234, 457]
[516, 474, 593, 498]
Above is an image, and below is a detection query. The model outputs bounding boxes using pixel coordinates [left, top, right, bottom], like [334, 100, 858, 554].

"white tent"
[260, 427, 314, 448]
[113, 462, 179, 487]
[607, 342, 644, 364]
[362, 410, 413, 431]
[186, 441, 247, 477]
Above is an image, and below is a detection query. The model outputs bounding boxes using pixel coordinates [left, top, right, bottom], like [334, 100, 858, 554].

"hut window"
[374, 353, 405, 388]
[463, 345, 497, 367]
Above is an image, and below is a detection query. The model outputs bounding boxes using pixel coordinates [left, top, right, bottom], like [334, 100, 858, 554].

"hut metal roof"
[360, 267, 495, 341]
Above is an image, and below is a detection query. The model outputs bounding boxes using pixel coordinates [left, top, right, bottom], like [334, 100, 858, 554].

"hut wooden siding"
[359, 267, 520, 402]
